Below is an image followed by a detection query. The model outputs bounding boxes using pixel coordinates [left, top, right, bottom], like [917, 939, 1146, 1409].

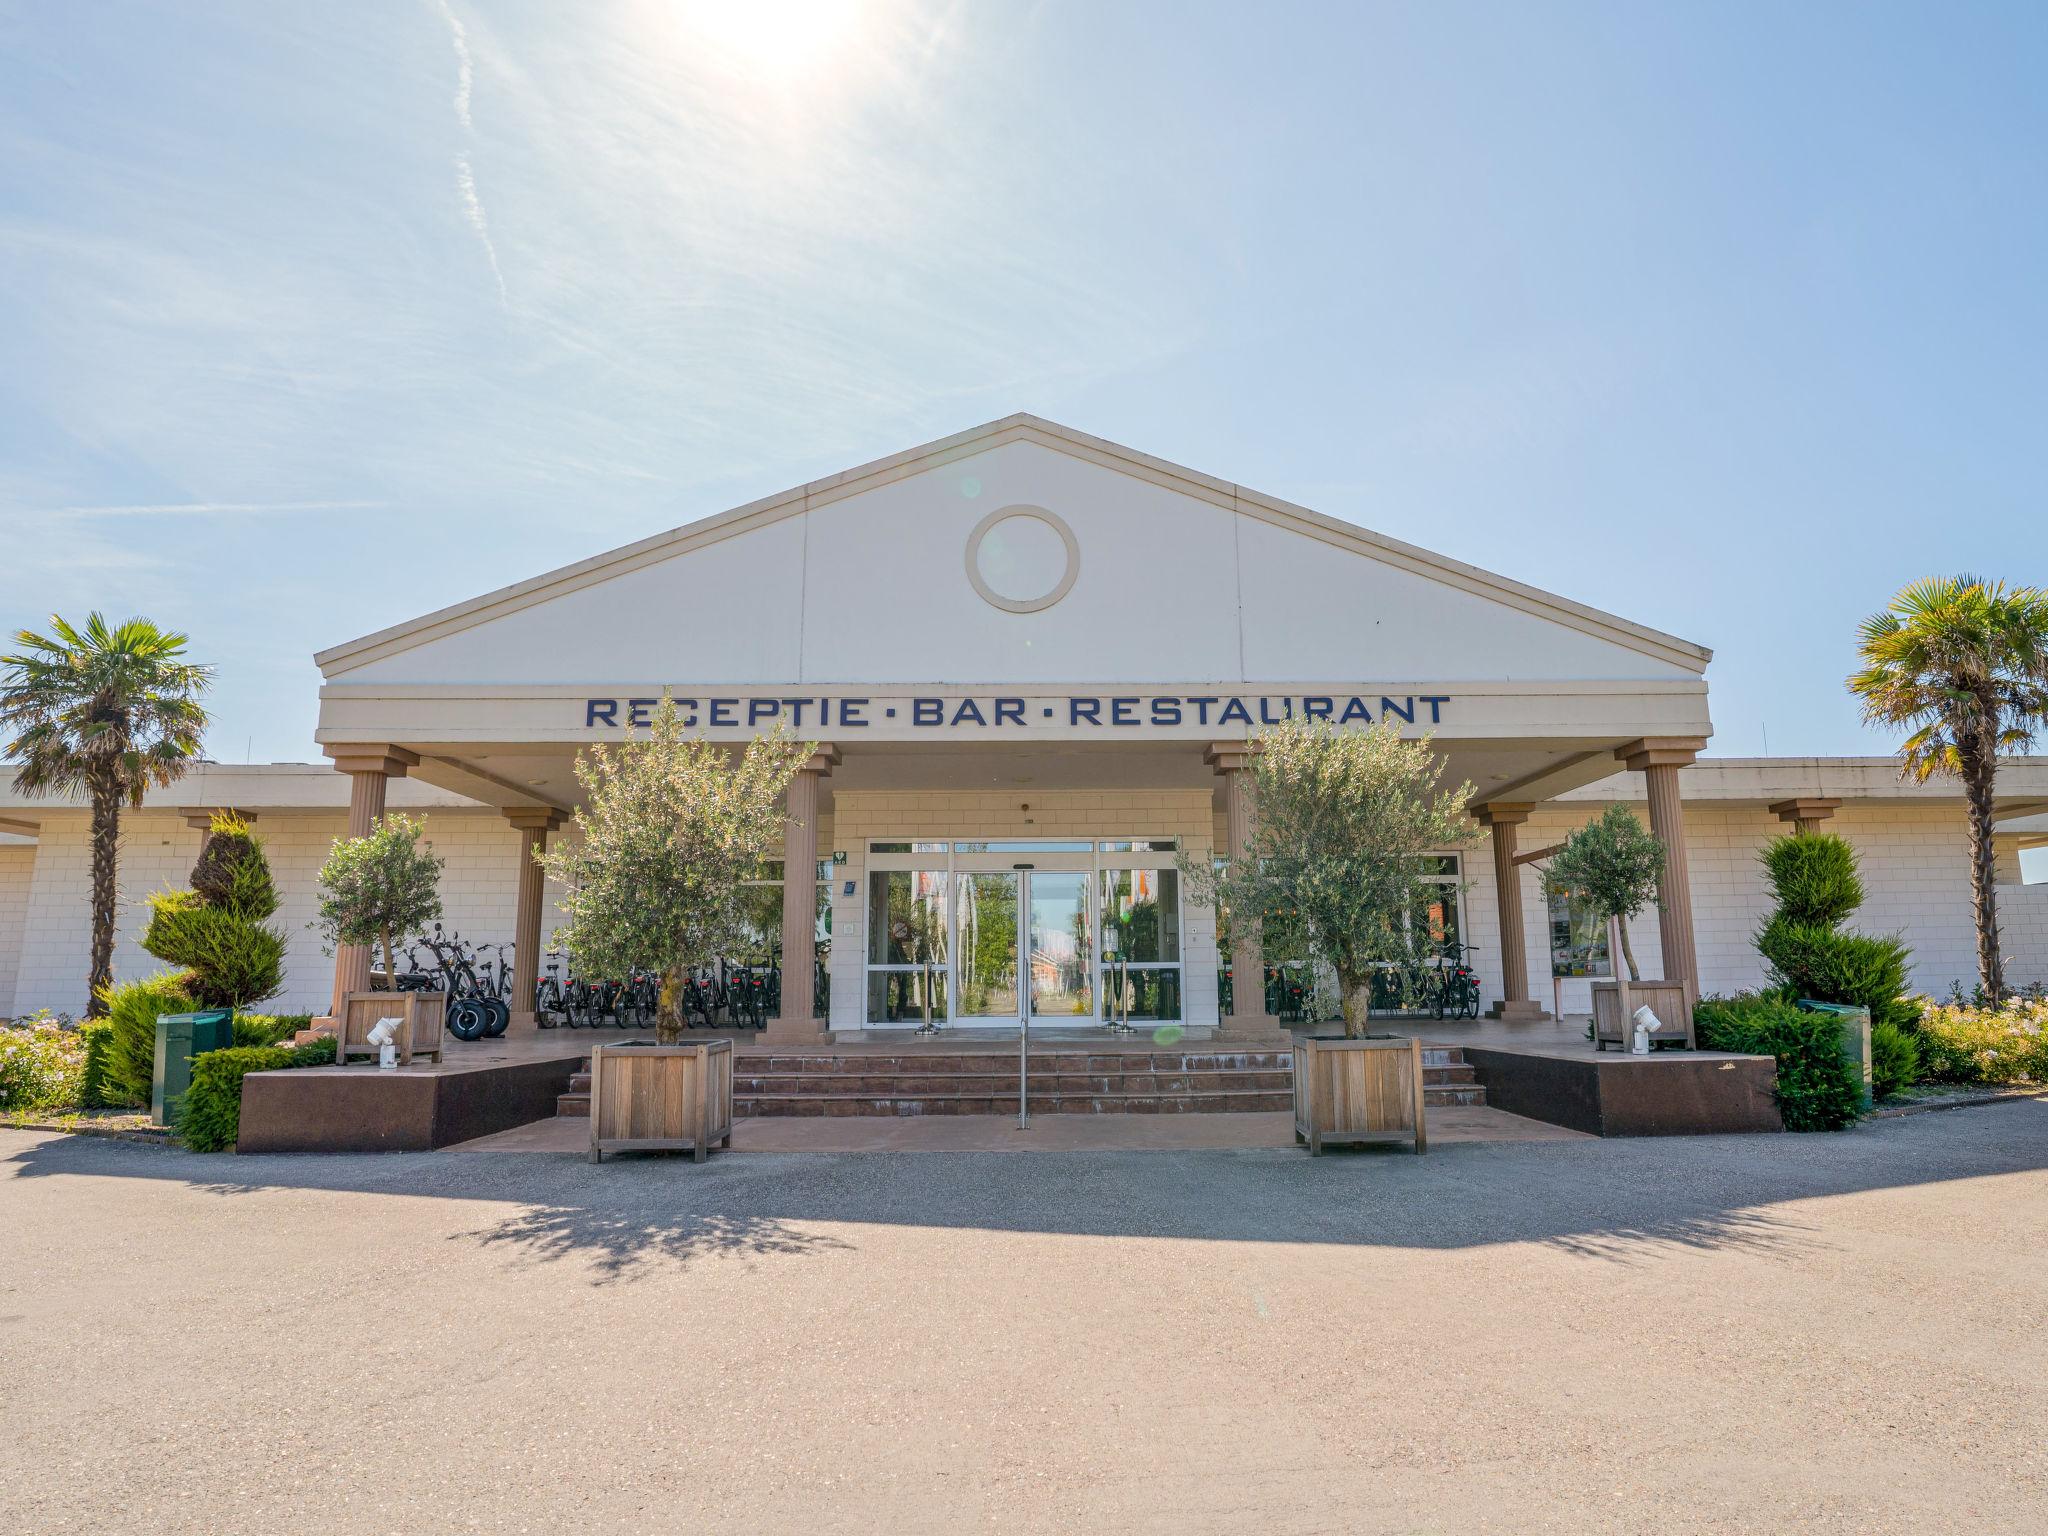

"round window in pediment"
[965, 504, 1080, 614]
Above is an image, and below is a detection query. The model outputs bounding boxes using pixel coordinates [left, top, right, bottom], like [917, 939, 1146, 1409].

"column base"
[1217, 1013, 1294, 1046]
[1488, 999, 1551, 1022]
[761, 1017, 829, 1048]
[504, 1010, 541, 1037]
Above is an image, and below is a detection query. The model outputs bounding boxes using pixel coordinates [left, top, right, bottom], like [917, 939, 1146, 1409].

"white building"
[3, 416, 2044, 1030]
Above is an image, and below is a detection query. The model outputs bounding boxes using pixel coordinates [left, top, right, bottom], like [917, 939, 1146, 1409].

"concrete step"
[558, 1045, 1485, 1117]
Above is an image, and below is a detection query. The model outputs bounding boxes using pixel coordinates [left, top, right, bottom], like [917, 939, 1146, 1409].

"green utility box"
[152, 1009, 235, 1127]
[1799, 1000, 1872, 1106]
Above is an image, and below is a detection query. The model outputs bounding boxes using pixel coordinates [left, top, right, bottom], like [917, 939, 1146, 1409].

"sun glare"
[670, 0, 870, 85]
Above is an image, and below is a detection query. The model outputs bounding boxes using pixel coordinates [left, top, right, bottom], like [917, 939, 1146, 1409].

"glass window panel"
[734, 883, 783, 962]
[953, 839, 1092, 853]
[866, 870, 949, 966]
[1099, 838, 1179, 853]
[1411, 883, 1460, 954]
[1413, 854, 1462, 879]
[869, 840, 947, 854]
[1104, 965, 1181, 1022]
[1027, 871, 1093, 1019]
[956, 872, 1021, 1016]
[1099, 868, 1180, 964]
[1547, 882, 1612, 978]
[866, 969, 948, 1025]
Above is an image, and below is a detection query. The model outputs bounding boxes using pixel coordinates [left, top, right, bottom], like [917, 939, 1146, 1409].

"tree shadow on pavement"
[4, 1099, 2042, 1279]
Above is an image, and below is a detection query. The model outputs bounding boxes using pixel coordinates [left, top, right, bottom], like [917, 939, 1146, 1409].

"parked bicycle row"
[1215, 942, 1483, 1023]
[383, 925, 828, 1039]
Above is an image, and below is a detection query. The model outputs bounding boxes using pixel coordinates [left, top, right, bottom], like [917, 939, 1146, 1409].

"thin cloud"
[432, 0, 506, 304]
[41, 499, 389, 517]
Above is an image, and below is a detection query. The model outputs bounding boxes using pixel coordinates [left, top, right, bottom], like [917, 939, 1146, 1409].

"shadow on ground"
[6, 1100, 2044, 1281]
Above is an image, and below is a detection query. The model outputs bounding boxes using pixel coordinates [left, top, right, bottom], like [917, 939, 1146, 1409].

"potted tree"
[312, 813, 448, 1065]
[1180, 718, 1477, 1152]
[1543, 804, 1689, 1048]
[538, 694, 812, 1162]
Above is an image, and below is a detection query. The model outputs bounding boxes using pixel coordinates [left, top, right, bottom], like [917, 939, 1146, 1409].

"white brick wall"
[6, 809, 560, 1018]
[5, 786, 2040, 1024]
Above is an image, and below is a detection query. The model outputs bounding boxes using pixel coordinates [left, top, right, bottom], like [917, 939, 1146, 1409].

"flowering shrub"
[1914, 994, 2048, 1086]
[0, 1012, 87, 1115]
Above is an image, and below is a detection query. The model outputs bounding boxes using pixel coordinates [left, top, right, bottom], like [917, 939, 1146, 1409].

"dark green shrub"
[1870, 1021, 1921, 1101]
[142, 812, 286, 1011]
[1754, 832, 1918, 1036]
[232, 1013, 311, 1048]
[1758, 834, 1863, 927]
[95, 973, 198, 1110]
[1695, 993, 1866, 1131]
[77, 1018, 115, 1110]
[178, 1037, 336, 1153]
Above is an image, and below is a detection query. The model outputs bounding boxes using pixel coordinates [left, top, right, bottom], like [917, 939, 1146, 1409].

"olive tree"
[1180, 717, 1478, 1036]
[538, 695, 813, 1044]
[1542, 803, 1665, 982]
[313, 814, 445, 991]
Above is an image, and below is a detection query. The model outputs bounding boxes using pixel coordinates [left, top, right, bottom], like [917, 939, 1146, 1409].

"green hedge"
[179, 1037, 337, 1153]
[77, 1018, 115, 1110]
[95, 973, 198, 1110]
[1695, 993, 1866, 1132]
[232, 1013, 312, 1049]
[1870, 1020, 1921, 1102]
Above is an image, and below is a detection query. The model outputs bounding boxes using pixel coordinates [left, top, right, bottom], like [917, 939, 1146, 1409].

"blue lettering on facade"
[578, 692, 1447, 730]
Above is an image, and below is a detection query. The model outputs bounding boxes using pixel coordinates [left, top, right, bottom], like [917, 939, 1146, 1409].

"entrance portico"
[310, 415, 1714, 1040]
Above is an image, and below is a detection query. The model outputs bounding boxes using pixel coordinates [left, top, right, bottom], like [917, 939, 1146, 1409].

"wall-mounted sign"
[579, 692, 1450, 733]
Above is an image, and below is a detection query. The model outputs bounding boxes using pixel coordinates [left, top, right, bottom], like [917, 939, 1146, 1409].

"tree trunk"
[380, 924, 397, 992]
[1964, 751, 2004, 1002]
[85, 779, 120, 1017]
[1615, 915, 1641, 983]
[1339, 972, 1370, 1038]
[656, 964, 686, 1046]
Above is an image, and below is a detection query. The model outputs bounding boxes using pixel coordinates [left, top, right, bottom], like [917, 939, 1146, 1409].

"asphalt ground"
[4, 1100, 2045, 1534]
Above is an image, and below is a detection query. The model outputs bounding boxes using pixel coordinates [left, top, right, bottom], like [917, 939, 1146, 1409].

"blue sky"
[1, 1, 2043, 764]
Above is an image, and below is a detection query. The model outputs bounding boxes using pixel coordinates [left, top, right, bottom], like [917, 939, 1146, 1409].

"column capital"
[1614, 737, 1706, 772]
[1474, 801, 1535, 829]
[324, 744, 420, 779]
[182, 808, 255, 833]
[800, 744, 841, 777]
[503, 806, 567, 833]
[1203, 741, 1261, 774]
[1770, 797, 1841, 828]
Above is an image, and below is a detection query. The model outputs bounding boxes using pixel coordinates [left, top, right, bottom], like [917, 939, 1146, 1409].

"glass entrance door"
[949, 869, 1096, 1025]
[954, 872, 1021, 1021]
[1025, 871, 1094, 1023]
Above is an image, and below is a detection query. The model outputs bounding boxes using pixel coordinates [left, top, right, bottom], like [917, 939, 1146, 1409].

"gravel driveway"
[5, 1101, 2045, 1534]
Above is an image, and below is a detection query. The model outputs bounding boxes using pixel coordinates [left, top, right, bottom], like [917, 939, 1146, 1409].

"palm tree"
[1849, 575, 2048, 1000]
[1, 615, 213, 1015]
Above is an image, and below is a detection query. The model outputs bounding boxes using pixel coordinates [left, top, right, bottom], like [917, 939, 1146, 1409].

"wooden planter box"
[336, 990, 446, 1067]
[1591, 979, 1695, 1050]
[1292, 1034, 1427, 1155]
[590, 1040, 734, 1163]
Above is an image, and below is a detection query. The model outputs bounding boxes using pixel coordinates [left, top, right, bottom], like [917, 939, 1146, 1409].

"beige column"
[1616, 738, 1707, 999]
[504, 807, 566, 1034]
[1475, 803, 1546, 1021]
[765, 747, 838, 1046]
[1205, 744, 1287, 1042]
[320, 746, 419, 1021]
[1770, 797, 1841, 834]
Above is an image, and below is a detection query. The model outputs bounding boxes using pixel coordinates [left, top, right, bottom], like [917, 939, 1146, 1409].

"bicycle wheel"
[480, 998, 510, 1037]
[446, 999, 489, 1041]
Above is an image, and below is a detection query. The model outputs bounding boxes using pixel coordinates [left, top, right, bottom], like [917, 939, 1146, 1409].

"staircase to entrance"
[554, 1044, 1485, 1118]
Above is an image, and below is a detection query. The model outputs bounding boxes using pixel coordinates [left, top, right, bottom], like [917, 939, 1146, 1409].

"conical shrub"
[143, 811, 286, 1011]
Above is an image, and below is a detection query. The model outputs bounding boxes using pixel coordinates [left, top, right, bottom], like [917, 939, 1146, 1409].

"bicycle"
[1429, 941, 1483, 1021]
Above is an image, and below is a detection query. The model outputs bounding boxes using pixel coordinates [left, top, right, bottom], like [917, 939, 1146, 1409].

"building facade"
[3, 417, 2044, 1026]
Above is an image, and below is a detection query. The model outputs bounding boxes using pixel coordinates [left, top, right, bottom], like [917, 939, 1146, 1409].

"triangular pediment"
[317, 415, 1710, 689]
